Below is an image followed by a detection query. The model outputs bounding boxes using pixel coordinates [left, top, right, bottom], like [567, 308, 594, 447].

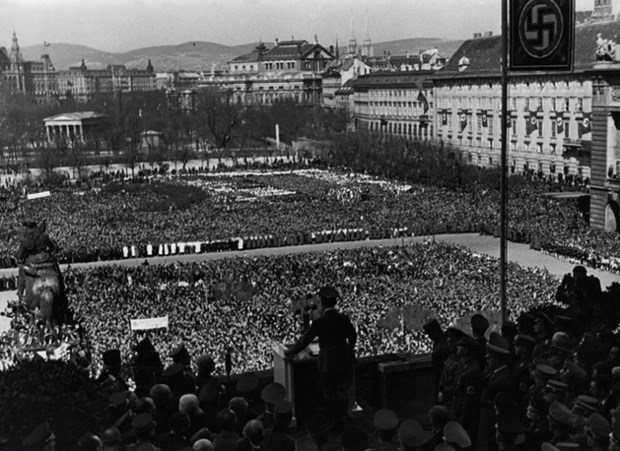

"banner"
[27, 191, 51, 200]
[556, 115, 564, 134]
[459, 112, 468, 132]
[130, 316, 169, 331]
[579, 113, 592, 136]
[526, 113, 538, 135]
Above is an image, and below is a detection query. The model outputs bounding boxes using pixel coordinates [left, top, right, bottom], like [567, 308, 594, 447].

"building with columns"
[43, 112, 108, 146]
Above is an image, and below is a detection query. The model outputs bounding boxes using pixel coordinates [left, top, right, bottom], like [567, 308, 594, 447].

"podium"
[273, 342, 318, 426]
[272, 342, 362, 425]
[272, 343, 296, 425]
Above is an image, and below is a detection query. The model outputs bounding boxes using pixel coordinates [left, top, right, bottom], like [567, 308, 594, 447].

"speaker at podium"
[272, 342, 362, 426]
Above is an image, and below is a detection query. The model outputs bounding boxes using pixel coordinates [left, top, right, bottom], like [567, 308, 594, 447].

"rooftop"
[43, 112, 108, 122]
[442, 20, 620, 75]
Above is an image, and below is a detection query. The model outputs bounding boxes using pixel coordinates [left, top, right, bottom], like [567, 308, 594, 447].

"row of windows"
[368, 90, 428, 99]
[264, 62, 296, 71]
[365, 120, 433, 138]
[441, 112, 592, 140]
[439, 96, 589, 113]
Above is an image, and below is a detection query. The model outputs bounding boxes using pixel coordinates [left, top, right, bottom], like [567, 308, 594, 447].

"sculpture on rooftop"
[596, 33, 616, 62]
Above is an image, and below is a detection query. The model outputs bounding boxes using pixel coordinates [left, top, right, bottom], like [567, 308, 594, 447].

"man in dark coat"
[285, 286, 357, 419]
[477, 332, 515, 451]
[556, 265, 602, 324]
[423, 318, 450, 402]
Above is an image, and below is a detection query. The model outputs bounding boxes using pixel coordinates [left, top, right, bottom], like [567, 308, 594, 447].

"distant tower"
[591, 0, 613, 22]
[8, 31, 25, 92]
[10, 30, 23, 63]
[348, 10, 357, 55]
[362, 9, 374, 58]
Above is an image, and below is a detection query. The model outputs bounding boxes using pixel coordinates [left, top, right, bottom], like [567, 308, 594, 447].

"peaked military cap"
[587, 412, 610, 440]
[295, 435, 319, 451]
[443, 421, 471, 448]
[132, 413, 154, 432]
[274, 400, 293, 415]
[162, 363, 184, 377]
[486, 331, 510, 355]
[373, 408, 399, 431]
[548, 401, 574, 426]
[22, 422, 53, 447]
[261, 382, 287, 404]
[397, 419, 423, 448]
[236, 372, 259, 393]
[535, 363, 558, 381]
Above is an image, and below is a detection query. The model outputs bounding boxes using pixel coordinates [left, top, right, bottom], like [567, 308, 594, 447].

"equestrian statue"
[15, 218, 71, 333]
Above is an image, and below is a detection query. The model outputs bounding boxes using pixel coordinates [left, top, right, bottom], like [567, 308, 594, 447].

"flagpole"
[500, 0, 509, 324]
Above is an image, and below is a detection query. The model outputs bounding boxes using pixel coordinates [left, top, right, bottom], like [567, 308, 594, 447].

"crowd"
[50, 242, 561, 375]
[2, 167, 618, 275]
[2, 241, 620, 450]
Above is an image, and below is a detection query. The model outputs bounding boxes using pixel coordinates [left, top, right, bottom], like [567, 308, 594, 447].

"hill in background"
[21, 37, 463, 72]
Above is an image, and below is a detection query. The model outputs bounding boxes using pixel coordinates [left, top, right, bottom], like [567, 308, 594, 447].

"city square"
[2, 0, 620, 450]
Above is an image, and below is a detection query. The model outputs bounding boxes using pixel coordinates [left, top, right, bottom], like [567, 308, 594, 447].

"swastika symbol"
[519, 0, 564, 59]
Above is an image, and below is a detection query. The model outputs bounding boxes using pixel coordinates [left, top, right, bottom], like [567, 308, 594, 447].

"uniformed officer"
[477, 332, 515, 451]
[450, 333, 482, 444]
[438, 328, 465, 407]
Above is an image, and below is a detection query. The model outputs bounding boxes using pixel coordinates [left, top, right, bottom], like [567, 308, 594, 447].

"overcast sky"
[0, 0, 613, 53]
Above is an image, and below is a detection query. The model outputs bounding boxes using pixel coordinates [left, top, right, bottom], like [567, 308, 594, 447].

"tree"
[195, 88, 243, 151]
[0, 359, 108, 450]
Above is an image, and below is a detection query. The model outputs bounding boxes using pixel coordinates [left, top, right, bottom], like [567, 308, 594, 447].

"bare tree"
[195, 88, 243, 151]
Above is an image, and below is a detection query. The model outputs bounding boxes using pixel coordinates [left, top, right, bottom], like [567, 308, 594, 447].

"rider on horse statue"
[16, 219, 59, 300]
[15, 218, 70, 324]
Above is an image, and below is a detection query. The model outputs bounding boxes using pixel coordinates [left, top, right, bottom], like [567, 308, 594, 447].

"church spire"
[10, 30, 23, 63]
[362, 9, 373, 57]
[348, 10, 357, 55]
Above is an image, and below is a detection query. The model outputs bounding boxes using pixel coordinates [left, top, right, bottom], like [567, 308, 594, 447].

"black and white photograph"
[1, 0, 620, 449]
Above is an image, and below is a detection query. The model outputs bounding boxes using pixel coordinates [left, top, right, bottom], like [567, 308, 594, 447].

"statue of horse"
[22, 263, 67, 340]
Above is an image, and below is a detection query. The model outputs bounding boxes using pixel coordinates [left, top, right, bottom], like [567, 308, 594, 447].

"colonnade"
[45, 122, 85, 144]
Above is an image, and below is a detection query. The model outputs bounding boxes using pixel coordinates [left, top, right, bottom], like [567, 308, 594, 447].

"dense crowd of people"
[53, 242, 560, 375]
[2, 242, 620, 450]
[1, 167, 618, 275]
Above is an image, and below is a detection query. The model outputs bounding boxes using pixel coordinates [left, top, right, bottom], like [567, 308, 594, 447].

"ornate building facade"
[200, 38, 334, 105]
[352, 71, 434, 140]
[0, 31, 58, 102]
[57, 60, 156, 102]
